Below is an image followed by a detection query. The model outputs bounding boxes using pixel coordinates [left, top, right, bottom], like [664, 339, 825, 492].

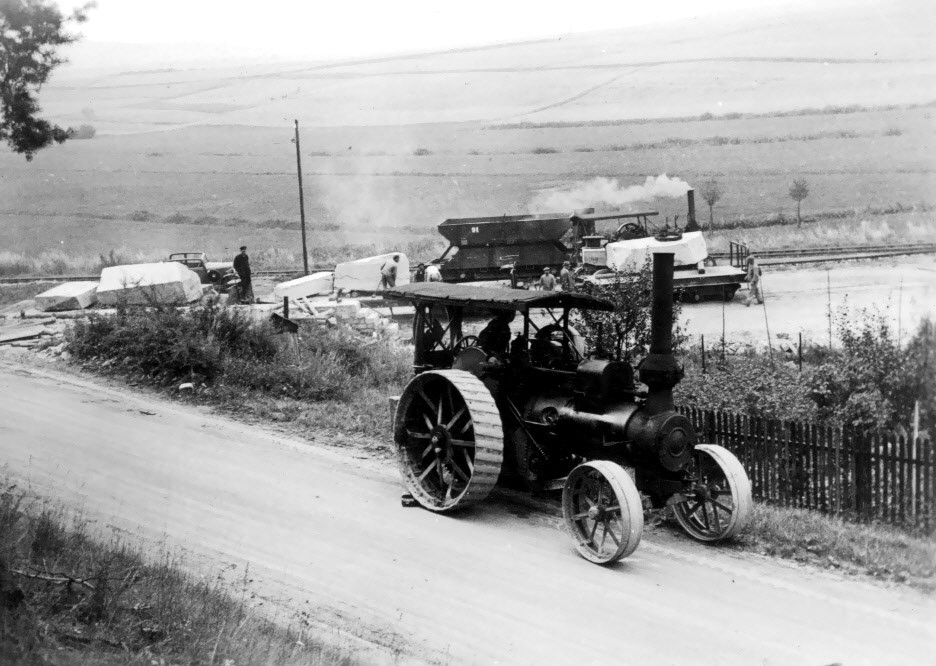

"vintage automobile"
[386, 250, 752, 564]
[167, 252, 240, 292]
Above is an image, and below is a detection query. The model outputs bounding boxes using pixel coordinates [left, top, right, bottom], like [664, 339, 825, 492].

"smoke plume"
[529, 174, 692, 213]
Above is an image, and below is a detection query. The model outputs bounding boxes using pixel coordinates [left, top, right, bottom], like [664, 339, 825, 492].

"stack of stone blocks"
[304, 299, 407, 341]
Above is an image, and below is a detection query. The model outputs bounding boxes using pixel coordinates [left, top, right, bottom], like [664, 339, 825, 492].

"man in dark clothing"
[233, 246, 252, 304]
[478, 310, 515, 357]
[559, 261, 574, 291]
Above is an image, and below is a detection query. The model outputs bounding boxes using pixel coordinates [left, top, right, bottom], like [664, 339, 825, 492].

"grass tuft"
[737, 503, 936, 590]
[0, 483, 347, 664]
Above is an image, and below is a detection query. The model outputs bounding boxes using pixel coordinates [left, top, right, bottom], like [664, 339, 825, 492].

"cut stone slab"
[97, 263, 202, 306]
[605, 231, 708, 271]
[0, 325, 47, 344]
[334, 253, 410, 294]
[273, 272, 334, 300]
[35, 281, 99, 312]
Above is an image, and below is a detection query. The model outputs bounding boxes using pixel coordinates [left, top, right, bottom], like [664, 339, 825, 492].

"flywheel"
[394, 370, 504, 512]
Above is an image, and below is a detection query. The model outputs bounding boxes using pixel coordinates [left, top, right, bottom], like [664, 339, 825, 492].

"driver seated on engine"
[477, 310, 515, 360]
[530, 325, 572, 369]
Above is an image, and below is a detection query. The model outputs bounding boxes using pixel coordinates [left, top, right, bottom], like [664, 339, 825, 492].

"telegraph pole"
[294, 119, 309, 275]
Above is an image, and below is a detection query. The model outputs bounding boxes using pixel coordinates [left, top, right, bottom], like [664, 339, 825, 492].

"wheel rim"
[395, 370, 503, 512]
[562, 461, 643, 564]
[674, 444, 752, 541]
[454, 335, 479, 351]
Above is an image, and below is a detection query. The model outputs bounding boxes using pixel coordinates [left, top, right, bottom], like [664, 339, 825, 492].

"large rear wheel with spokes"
[562, 461, 644, 564]
[673, 444, 752, 541]
[394, 370, 503, 512]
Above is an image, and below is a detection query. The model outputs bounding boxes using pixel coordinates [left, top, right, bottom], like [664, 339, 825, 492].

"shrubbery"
[674, 311, 934, 432]
[66, 305, 411, 407]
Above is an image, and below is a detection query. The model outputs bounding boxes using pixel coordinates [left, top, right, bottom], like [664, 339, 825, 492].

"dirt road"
[1, 364, 934, 665]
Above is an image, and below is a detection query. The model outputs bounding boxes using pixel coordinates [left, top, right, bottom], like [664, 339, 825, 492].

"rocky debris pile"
[295, 299, 407, 341]
[0, 314, 67, 352]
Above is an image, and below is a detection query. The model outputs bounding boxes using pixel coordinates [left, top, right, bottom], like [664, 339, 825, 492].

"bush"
[66, 306, 411, 416]
[70, 124, 96, 139]
[673, 311, 935, 433]
[676, 352, 817, 421]
[531, 147, 559, 154]
[129, 210, 154, 222]
[412, 147, 432, 156]
[805, 309, 934, 431]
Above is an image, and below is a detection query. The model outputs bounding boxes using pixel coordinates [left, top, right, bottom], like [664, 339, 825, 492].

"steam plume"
[529, 174, 692, 213]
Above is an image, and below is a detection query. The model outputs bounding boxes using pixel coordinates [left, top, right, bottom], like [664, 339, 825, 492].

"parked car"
[167, 253, 239, 292]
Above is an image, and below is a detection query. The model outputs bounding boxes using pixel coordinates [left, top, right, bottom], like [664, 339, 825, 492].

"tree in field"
[699, 177, 723, 229]
[789, 178, 810, 227]
[0, 0, 94, 160]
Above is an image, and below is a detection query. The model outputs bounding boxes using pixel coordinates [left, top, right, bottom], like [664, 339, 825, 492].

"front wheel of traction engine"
[673, 444, 752, 541]
[394, 370, 504, 512]
[562, 461, 644, 564]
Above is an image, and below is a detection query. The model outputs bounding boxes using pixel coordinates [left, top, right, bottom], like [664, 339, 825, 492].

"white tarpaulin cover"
[34, 281, 99, 312]
[334, 253, 410, 293]
[96, 262, 203, 306]
[605, 231, 708, 271]
[272, 272, 334, 300]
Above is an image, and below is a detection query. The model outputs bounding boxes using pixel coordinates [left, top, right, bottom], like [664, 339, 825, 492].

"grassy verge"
[0, 483, 352, 665]
[729, 504, 936, 592]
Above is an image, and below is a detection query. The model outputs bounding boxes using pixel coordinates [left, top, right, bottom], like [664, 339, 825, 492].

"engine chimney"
[686, 189, 697, 228]
[638, 252, 683, 415]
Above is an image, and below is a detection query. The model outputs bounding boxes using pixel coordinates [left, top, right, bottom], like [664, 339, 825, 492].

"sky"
[54, 0, 852, 61]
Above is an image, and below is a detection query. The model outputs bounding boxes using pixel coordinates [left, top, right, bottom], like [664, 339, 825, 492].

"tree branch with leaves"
[0, 0, 94, 160]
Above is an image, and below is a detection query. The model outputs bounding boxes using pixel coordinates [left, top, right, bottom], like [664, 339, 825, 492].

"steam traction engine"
[386, 251, 752, 564]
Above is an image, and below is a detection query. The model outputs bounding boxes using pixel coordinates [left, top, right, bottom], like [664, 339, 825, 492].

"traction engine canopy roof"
[384, 282, 615, 313]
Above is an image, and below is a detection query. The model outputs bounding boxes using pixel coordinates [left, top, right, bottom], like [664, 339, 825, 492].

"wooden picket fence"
[679, 407, 936, 533]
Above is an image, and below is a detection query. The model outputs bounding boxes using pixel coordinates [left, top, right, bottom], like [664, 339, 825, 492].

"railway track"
[710, 242, 936, 265]
[2, 243, 934, 285]
[0, 269, 311, 285]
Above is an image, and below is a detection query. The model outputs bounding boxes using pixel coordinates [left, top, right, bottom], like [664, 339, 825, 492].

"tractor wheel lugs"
[394, 369, 504, 512]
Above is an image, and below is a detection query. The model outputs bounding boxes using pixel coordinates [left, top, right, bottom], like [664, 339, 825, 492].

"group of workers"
[232, 246, 765, 306]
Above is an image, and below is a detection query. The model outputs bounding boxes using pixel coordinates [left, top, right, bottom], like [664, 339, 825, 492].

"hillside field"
[1, 2, 934, 273]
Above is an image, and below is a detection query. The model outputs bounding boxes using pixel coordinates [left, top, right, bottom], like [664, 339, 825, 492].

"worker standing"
[539, 266, 556, 292]
[379, 254, 400, 290]
[233, 245, 253, 304]
[413, 263, 427, 283]
[425, 263, 443, 282]
[744, 255, 764, 306]
[559, 261, 574, 291]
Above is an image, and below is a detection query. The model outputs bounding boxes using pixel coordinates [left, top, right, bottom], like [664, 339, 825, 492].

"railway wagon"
[434, 213, 573, 283]
[432, 190, 748, 301]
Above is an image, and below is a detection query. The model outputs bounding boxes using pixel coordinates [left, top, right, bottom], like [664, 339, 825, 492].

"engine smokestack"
[626, 251, 694, 472]
[687, 189, 697, 227]
[638, 252, 682, 415]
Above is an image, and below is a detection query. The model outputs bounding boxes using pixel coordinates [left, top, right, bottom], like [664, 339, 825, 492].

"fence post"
[853, 427, 872, 521]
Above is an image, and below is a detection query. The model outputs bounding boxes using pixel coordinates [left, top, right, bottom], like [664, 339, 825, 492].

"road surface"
[1, 364, 934, 665]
